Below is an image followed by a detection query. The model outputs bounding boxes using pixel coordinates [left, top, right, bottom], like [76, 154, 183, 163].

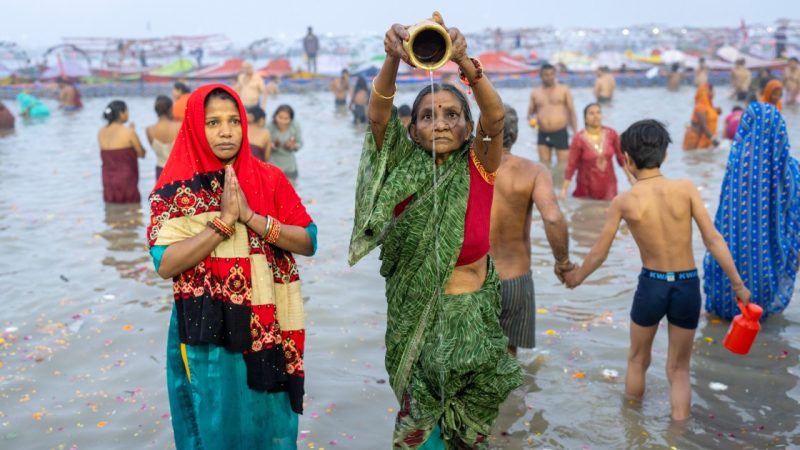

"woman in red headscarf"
[147, 84, 317, 449]
[682, 83, 720, 150]
[761, 79, 784, 111]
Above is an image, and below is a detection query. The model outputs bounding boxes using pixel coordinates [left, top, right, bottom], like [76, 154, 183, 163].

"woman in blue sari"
[703, 103, 800, 319]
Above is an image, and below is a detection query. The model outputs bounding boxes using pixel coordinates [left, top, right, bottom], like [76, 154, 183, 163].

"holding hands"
[555, 259, 583, 289]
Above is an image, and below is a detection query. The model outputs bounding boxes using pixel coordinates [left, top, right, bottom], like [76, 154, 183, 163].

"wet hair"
[103, 100, 127, 125]
[620, 119, 671, 169]
[791, 57, 799, 63]
[341, 68, 349, 75]
[173, 82, 190, 94]
[247, 105, 266, 123]
[154, 95, 173, 118]
[354, 76, 368, 92]
[204, 88, 238, 108]
[398, 104, 412, 118]
[732, 105, 743, 112]
[409, 83, 473, 130]
[670, 63, 680, 72]
[583, 102, 600, 120]
[272, 104, 295, 124]
[502, 104, 519, 150]
[541, 63, 555, 72]
[599, 65, 610, 72]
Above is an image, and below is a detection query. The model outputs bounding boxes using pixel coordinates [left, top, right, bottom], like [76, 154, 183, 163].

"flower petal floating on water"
[536, 308, 548, 314]
[121, 324, 134, 331]
[544, 329, 557, 336]
[704, 337, 714, 343]
[709, 382, 728, 391]
[601, 369, 619, 380]
[97, 421, 107, 428]
[572, 371, 586, 379]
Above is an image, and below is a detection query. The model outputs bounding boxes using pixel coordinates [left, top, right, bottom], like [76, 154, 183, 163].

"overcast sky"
[3, 0, 796, 48]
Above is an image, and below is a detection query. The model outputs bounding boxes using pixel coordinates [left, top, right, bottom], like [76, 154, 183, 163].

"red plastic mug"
[723, 300, 763, 355]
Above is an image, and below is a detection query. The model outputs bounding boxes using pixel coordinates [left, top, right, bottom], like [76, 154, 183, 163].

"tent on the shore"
[716, 46, 786, 69]
[40, 55, 91, 80]
[188, 58, 244, 79]
[257, 59, 292, 78]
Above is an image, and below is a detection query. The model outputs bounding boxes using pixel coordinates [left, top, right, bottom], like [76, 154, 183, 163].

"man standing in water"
[730, 59, 751, 101]
[694, 57, 709, 87]
[233, 62, 267, 110]
[329, 69, 350, 111]
[593, 66, 616, 103]
[491, 105, 573, 357]
[784, 57, 800, 106]
[666, 63, 683, 91]
[303, 26, 319, 74]
[528, 64, 577, 178]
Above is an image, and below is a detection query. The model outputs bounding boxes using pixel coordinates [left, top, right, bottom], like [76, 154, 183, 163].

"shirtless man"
[528, 64, 577, 168]
[783, 57, 800, 106]
[490, 105, 572, 356]
[694, 57, 709, 87]
[57, 79, 82, 111]
[265, 75, 280, 98]
[564, 119, 751, 421]
[666, 63, 683, 91]
[329, 69, 350, 110]
[594, 66, 616, 103]
[233, 62, 266, 110]
[730, 59, 751, 101]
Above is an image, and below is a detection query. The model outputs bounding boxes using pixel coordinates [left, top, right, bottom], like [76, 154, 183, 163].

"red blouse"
[394, 150, 495, 267]
[564, 127, 625, 201]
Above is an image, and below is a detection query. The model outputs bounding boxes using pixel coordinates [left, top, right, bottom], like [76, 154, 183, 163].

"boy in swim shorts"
[563, 119, 751, 421]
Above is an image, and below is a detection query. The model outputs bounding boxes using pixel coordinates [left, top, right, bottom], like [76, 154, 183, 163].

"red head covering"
[761, 79, 784, 112]
[150, 83, 310, 245]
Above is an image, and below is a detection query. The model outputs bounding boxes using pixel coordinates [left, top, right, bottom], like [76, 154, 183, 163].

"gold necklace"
[586, 129, 603, 153]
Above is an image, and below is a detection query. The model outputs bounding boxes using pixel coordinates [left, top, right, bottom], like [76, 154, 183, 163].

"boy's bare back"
[616, 177, 700, 272]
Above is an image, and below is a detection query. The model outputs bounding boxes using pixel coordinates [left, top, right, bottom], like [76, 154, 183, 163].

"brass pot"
[403, 20, 452, 71]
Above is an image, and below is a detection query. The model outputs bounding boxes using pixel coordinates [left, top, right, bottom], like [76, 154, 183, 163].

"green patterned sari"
[349, 110, 522, 448]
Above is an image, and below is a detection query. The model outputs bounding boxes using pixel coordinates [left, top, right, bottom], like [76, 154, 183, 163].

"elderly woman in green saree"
[348, 12, 523, 449]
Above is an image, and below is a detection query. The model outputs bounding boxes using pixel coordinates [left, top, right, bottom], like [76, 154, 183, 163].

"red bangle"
[459, 58, 483, 87]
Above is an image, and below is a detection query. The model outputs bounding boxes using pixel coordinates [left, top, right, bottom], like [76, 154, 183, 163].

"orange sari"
[682, 84, 719, 150]
[761, 79, 784, 112]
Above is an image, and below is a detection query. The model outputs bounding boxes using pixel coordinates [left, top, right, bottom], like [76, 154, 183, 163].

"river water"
[0, 85, 798, 449]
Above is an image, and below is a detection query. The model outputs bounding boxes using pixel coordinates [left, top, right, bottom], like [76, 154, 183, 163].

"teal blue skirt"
[166, 306, 298, 449]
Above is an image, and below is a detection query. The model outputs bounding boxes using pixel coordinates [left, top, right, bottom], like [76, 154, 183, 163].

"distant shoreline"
[0, 73, 737, 100]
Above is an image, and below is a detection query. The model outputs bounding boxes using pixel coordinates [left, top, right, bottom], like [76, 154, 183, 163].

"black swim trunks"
[630, 268, 701, 329]
[335, 98, 347, 107]
[597, 96, 612, 104]
[537, 128, 569, 150]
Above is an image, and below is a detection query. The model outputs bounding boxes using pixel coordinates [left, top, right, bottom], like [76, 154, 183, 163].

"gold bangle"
[263, 215, 273, 238]
[372, 80, 397, 100]
[266, 219, 282, 244]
